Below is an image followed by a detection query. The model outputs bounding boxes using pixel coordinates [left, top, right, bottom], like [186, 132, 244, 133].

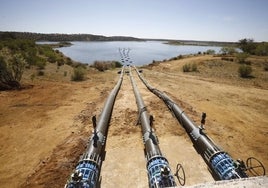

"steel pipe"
[134, 67, 248, 180]
[129, 67, 176, 188]
[65, 67, 124, 188]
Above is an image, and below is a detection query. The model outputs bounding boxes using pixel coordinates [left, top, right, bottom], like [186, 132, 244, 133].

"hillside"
[0, 31, 144, 42]
[0, 54, 267, 187]
[1, 32, 239, 46]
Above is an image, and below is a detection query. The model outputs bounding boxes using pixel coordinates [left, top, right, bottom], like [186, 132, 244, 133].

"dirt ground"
[0, 55, 267, 187]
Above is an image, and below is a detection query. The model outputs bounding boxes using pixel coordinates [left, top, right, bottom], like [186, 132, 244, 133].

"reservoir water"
[56, 41, 222, 65]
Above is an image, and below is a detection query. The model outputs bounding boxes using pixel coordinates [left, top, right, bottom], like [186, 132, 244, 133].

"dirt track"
[0, 56, 267, 187]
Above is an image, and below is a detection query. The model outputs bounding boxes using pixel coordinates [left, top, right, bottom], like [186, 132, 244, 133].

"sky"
[1, 0, 268, 42]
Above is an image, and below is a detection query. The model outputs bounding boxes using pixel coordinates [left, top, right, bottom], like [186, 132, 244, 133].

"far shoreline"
[36, 41, 73, 48]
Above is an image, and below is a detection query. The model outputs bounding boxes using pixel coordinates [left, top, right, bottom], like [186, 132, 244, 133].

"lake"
[56, 41, 222, 65]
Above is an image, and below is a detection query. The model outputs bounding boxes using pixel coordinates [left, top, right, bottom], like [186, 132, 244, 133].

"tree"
[0, 55, 25, 89]
[238, 38, 257, 54]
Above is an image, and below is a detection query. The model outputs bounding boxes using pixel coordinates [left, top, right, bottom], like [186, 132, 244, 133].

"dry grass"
[148, 55, 268, 89]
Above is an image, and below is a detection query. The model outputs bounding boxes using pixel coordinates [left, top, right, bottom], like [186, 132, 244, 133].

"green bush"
[36, 60, 46, 70]
[178, 55, 183, 59]
[220, 47, 237, 55]
[66, 57, 73, 66]
[206, 49, 216, 55]
[238, 38, 256, 54]
[182, 64, 191, 72]
[238, 65, 252, 78]
[71, 66, 86, 81]
[0, 55, 25, 89]
[113, 61, 122, 68]
[182, 63, 198, 72]
[93, 61, 121, 71]
[169, 57, 178, 61]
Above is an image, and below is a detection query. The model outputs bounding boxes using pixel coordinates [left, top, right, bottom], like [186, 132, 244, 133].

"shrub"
[236, 53, 250, 64]
[178, 55, 183, 59]
[93, 61, 107, 71]
[169, 57, 178, 61]
[238, 65, 252, 78]
[93, 61, 121, 71]
[182, 64, 191, 72]
[191, 63, 198, 72]
[36, 60, 46, 70]
[66, 57, 73, 66]
[57, 61, 64, 67]
[37, 70, 45, 76]
[206, 49, 216, 55]
[0, 55, 25, 89]
[113, 61, 122, 68]
[182, 63, 198, 72]
[220, 47, 237, 55]
[72, 66, 86, 81]
[47, 54, 57, 63]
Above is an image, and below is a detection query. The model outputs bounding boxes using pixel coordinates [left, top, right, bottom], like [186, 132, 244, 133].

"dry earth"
[0, 55, 267, 187]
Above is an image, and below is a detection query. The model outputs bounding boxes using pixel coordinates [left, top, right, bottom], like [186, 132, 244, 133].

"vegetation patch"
[71, 66, 87, 81]
[236, 53, 250, 64]
[182, 63, 198, 72]
[0, 54, 25, 89]
[0, 36, 85, 89]
[238, 38, 268, 56]
[238, 65, 253, 78]
[92, 61, 122, 71]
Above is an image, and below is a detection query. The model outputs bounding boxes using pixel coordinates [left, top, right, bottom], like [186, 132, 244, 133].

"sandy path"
[101, 74, 148, 187]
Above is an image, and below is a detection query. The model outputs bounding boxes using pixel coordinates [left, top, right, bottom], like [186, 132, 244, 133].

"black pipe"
[129, 67, 176, 188]
[65, 67, 124, 188]
[134, 67, 248, 180]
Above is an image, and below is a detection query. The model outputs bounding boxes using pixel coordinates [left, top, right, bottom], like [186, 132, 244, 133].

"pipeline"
[133, 67, 249, 181]
[65, 67, 124, 188]
[129, 67, 177, 188]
